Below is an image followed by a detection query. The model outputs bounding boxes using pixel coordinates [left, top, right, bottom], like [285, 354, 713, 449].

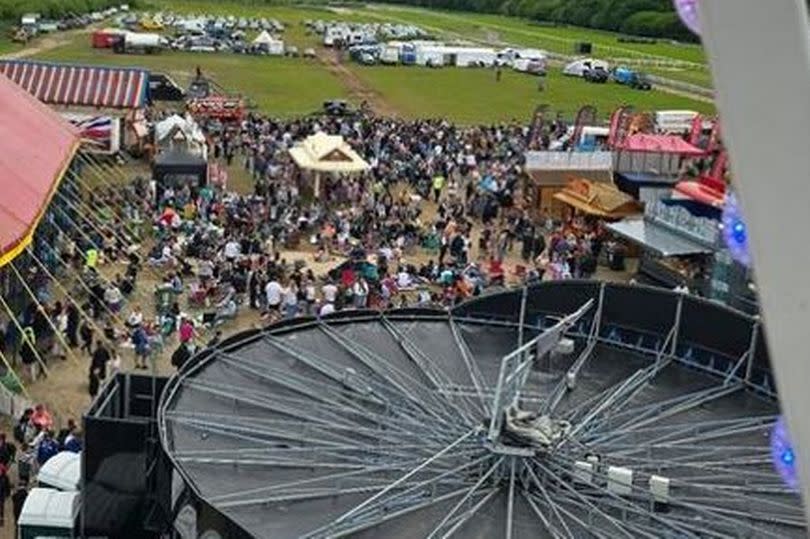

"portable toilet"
[18, 488, 80, 539]
[401, 43, 416, 65]
[38, 451, 81, 492]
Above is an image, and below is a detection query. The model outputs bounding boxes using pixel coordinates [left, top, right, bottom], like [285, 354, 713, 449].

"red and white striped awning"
[0, 60, 148, 109]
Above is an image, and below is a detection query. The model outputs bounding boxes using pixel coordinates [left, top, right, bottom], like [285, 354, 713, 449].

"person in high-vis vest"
[85, 248, 99, 270]
[432, 174, 445, 203]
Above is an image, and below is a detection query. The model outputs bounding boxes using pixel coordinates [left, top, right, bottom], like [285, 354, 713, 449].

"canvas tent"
[38, 451, 81, 491]
[0, 60, 148, 109]
[252, 30, 283, 55]
[289, 131, 370, 197]
[563, 58, 609, 77]
[18, 488, 79, 539]
[613, 133, 706, 176]
[155, 114, 207, 159]
[0, 72, 80, 267]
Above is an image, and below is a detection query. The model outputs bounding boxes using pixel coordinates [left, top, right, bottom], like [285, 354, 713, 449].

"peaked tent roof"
[252, 30, 278, 45]
[289, 131, 370, 173]
[616, 133, 706, 156]
[553, 178, 642, 219]
[0, 60, 149, 109]
[0, 73, 80, 267]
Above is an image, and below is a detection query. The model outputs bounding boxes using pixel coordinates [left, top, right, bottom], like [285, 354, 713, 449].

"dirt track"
[316, 47, 400, 117]
[2, 27, 91, 59]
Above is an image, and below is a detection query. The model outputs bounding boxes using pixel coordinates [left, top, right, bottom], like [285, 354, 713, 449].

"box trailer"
[415, 46, 445, 67]
[453, 47, 497, 67]
[380, 43, 401, 64]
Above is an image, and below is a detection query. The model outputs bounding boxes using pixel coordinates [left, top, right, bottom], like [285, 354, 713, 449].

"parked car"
[613, 66, 653, 90]
[583, 66, 609, 83]
[358, 52, 376, 65]
[303, 48, 316, 58]
[285, 45, 299, 57]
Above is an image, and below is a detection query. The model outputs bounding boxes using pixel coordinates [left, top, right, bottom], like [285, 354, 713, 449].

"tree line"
[0, 0, 130, 21]
[392, 0, 698, 41]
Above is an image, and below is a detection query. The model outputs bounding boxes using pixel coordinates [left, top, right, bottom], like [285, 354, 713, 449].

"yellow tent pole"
[54, 188, 143, 269]
[9, 261, 82, 366]
[76, 152, 127, 193]
[48, 206, 153, 308]
[65, 167, 142, 241]
[0, 292, 50, 379]
[36, 238, 134, 332]
[26, 247, 119, 351]
[0, 345, 29, 399]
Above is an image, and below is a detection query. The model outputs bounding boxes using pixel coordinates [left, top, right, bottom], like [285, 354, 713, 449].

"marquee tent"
[289, 132, 370, 197]
[155, 114, 207, 158]
[289, 131, 369, 173]
[615, 133, 706, 156]
[252, 31, 284, 55]
[0, 73, 79, 267]
[0, 60, 149, 109]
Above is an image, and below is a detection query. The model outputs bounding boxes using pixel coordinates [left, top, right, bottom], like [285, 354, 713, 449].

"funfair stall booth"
[0, 59, 150, 155]
[289, 131, 370, 199]
[524, 151, 613, 218]
[152, 114, 209, 201]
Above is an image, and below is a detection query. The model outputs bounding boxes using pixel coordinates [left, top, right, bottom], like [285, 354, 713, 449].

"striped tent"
[0, 60, 148, 109]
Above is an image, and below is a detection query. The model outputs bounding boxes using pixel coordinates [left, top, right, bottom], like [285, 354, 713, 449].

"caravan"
[380, 42, 401, 64]
[563, 58, 610, 77]
[415, 44, 445, 67]
[452, 47, 497, 67]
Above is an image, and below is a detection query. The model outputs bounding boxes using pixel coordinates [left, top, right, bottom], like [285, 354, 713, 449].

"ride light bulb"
[673, 0, 701, 35]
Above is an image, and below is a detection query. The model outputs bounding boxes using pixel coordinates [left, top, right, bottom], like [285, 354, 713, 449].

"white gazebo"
[154, 114, 207, 159]
[289, 131, 370, 198]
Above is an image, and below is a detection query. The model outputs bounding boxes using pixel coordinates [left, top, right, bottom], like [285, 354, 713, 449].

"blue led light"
[722, 192, 751, 266]
[771, 416, 799, 491]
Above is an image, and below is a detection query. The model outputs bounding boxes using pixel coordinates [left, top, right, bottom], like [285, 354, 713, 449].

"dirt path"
[316, 47, 400, 117]
[2, 27, 90, 59]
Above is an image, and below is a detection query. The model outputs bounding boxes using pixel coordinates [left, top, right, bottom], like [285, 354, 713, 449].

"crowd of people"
[0, 404, 80, 527]
[0, 110, 618, 437]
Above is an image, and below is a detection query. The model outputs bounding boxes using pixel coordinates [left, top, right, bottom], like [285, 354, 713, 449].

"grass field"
[356, 5, 712, 88]
[368, 6, 706, 63]
[11, 1, 714, 123]
[33, 34, 348, 116]
[351, 65, 713, 123]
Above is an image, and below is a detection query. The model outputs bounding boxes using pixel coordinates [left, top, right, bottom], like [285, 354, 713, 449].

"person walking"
[91, 342, 111, 380]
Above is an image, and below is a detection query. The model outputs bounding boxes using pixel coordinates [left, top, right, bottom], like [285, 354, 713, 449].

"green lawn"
[20, 3, 714, 123]
[363, 5, 705, 63]
[350, 65, 713, 124]
[357, 5, 711, 89]
[32, 34, 348, 117]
